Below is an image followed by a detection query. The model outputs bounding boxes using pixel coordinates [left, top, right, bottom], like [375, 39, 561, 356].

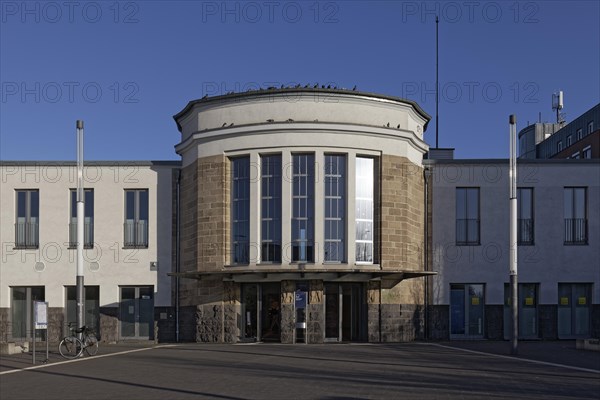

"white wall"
[0, 162, 176, 309]
[430, 160, 600, 305]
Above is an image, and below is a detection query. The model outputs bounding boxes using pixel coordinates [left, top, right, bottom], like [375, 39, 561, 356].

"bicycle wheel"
[59, 336, 83, 359]
[84, 334, 99, 356]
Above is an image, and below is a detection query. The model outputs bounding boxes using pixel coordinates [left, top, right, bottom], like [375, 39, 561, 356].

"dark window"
[324, 154, 346, 262]
[517, 188, 534, 245]
[15, 190, 39, 248]
[124, 189, 149, 248]
[261, 155, 282, 263]
[456, 188, 480, 245]
[564, 187, 587, 244]
[292, 154, 314, 262]
[231, 157, 250, 264]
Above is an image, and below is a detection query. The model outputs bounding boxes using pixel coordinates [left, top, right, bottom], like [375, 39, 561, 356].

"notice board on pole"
[34, 301, 48, 330]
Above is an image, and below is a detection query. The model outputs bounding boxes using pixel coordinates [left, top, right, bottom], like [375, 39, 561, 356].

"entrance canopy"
[170, 268, 436, 287]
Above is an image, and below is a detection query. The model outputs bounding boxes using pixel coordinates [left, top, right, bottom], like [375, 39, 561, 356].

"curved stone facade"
[174, 88, 432, 343]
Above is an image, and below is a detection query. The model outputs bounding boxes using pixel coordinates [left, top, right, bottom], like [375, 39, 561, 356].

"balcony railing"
[565, 218, 587, 245]
[518, 218, 534, 245]
[15, 221, 39, 248]
[456, 219, 480, 245]
[124, 220, 148, 248]
[69, 221, 94, 248]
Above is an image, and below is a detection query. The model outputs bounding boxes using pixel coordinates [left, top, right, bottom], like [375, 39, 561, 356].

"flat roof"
[0, 160, 181, 167]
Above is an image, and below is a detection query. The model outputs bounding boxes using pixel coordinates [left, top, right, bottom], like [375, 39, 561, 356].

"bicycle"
[58, 323, 99, 359]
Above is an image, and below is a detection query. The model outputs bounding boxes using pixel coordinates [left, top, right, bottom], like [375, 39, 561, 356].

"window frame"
[15, 189, 39, 249]
[323, 154, 346, 263]
[260, 154, 282, 264]
[456, 187, 480, 246]
[123, 189, 149, 249]
[517, 187, 534, 245]
[291, 153, 315, 263]
[231, 156, 251, 265]
[564, 187, 587, 245]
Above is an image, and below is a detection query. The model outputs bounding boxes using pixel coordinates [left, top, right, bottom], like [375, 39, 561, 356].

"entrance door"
[241, 284, 258, 341]
[504, 283, 539, 339]
[558, 283, 591, 338]
[120, 286, 153, 339]
[325, 283, 365, 342]
[450, 284, 484, 338]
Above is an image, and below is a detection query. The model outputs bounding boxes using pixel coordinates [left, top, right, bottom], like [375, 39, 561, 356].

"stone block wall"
[427, 305, 449, 340]
[380, 155, 424, 271]
[0, 308, 9, 343]
[99, 307, 119, 343]
[223, 282, 240, 343]
[539, 305, 558, 339]
[485, 305, 503, 340]
[280, 280, 295, 344]
[307, 280, 324, 344]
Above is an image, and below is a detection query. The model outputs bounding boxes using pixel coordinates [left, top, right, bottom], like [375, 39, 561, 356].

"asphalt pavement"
[1, 340, 598, 399]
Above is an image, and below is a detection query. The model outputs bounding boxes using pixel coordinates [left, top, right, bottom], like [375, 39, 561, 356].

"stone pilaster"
[367, 281, 381, 342]
[307, 280, 324, 344]
[223, 281, 240, 343]
[280, 280, 295, 344]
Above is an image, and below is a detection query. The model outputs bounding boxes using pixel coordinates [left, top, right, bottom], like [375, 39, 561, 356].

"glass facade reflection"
[355, 157, 374, 263]
[324, 155, 345, 262]
[292, 154, 314, 262]
[232, 157, 250, 264]
[261, 155, 282, 263]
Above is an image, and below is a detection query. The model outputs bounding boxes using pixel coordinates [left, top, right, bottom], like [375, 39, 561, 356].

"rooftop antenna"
[552, 91, 564, 124]
[435, 15, 439, 148]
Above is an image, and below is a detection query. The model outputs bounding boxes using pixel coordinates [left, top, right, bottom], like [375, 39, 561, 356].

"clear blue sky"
[1, 0, 599, 160]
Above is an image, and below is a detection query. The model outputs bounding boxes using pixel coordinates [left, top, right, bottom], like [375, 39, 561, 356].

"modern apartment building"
[0, 162, 178, 343]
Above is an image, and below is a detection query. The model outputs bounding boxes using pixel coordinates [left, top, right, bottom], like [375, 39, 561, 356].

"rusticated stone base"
[280, 304, 294, 344]
[196, 304, 223, 342]
[368, 304, 380, 342]
[540, 305, 558, 339]
[100, 307, 119, 343]
[0, 308, 9, 343]
[485, 305, 504, 340]
[427, 305, 449, 340]
[379, 304, 424, 342]
[306, 304, 324, 344]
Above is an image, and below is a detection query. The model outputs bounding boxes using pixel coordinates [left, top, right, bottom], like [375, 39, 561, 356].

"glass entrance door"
[450, 284, 484, 338]
[558, 283, 591, 338]
[11, 286, 45, 340]
[241, 284, 258, 341]
[120, 286, 154, 340]
[504, 283, 539, 339]
[325, 283, 365, 342]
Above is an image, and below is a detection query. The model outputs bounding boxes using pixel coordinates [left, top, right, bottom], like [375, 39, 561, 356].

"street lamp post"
[76, 120, 85, 338]
[509, 115, 518, 355]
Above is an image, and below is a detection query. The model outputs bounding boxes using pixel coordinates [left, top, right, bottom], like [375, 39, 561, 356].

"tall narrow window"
[15, 190, 39, 248]
[324, 154, 345, 262]
[124, 189, 149, 248]
[69, 189, 94, 248]
[517, 188, 534, 245]
[231, 157, 250, 264]
[566, 135, 572, 147]
[292, 154, 314, 262]
[261, 155, 281, 263]
[356, 157, 374, 263]
[456, 188, 480, 245]
[582, 146, 592, 159]
[588, 121, 594, 134]
[564, 187, 587, 244]
[557, 140, 563, 153]
[576, 128, 583, 140]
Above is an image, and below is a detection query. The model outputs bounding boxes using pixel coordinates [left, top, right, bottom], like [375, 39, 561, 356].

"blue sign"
[295, 290, 307, 309]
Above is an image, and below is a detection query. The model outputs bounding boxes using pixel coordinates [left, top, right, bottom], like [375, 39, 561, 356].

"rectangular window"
[231, 157, 250, 264]
[588, 121, 594, 134]
[292, 154, 314, 262]
[15, 190, 39, 248]
[576, 128, 583, 140]
[66, 286, 100, 335]
[324, 154, 346, 262]
[456, 188, 480, 245]
[564, 187, 587, 244]
[567, 135, 572, 147]
[124, 189, 149, 248]
[582, 146, 592, 159]
[571, 152, 580, 159]
[557, 140, 563, 153]
[356, 157, 374, 263]
[517, 188, 534, 245]
[11, 286, 45, 340]
[261, 155, 281, 263]
[69, 189, 94, 248]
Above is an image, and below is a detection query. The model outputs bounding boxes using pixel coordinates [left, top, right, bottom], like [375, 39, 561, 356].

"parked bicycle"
[58, 323, 99, 359]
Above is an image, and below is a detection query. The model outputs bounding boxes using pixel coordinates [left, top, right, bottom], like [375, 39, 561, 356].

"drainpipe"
[423, 166, 431, 340]
[175, 168, 181, 342]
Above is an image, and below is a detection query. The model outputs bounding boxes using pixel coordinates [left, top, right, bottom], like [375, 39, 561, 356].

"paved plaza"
[1, 341, 599, 399]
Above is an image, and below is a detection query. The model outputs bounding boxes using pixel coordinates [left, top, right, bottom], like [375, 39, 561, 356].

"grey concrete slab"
[1, 343, 598, 400]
